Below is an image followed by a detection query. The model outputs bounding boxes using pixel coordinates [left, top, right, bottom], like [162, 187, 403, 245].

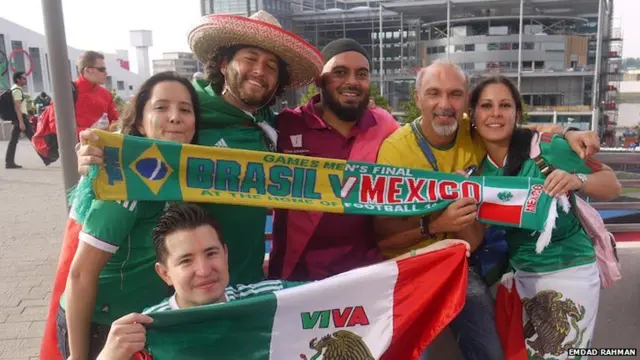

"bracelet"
[419, 215, 436, 239]
[562, 126, 580, 137]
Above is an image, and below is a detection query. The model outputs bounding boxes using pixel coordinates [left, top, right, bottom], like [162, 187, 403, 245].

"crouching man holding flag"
[96, 203, 471, 360]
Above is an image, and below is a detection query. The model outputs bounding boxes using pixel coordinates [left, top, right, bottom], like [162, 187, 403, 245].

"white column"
[379, 2, 384, 96]
[517, 0, 524, 89]
[591, 0, 604, 133]
[446, 0, 451, 60]
[400, 12, 404, 69]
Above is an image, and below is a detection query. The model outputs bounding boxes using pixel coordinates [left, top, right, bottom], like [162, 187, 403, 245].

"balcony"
[603, 102, 618, 111]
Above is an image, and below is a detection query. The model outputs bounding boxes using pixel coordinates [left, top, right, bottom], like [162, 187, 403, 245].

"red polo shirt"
[270, 95, 385, 281]
[73, 75, 119, 134]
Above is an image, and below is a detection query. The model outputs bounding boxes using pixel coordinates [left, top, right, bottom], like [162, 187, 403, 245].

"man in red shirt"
[32, 51, 119, 162]
[268, 39, 399, 281]
[70, 51, 119, 134]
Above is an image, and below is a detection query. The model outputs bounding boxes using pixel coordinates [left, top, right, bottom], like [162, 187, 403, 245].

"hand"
[428, 239, 471, 257]
[77, 129, 103, 176]
[543, 169, 583, 197]
[96, 313, 153, 360]
[431, 198, 477, 233]
[565, 130, 600, 159]
[18, 121, 25, 132]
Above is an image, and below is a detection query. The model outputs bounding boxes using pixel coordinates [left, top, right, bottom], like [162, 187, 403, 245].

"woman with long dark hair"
[56, 71, 200, 360]
[468, 75, 620, 359]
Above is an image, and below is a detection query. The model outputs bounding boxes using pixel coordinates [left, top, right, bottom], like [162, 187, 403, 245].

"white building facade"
[152, 52, 201, 79]
[0, 17, 145, 99]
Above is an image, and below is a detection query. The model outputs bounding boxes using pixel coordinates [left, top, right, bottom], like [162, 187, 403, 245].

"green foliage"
[623, 57, 640, 70]
[521, 102, 530, 124]
[369, 83, 391, 112]
[401, 86, 421, 124]
[299, 83, 319, 106]
[110, 89, 126, 114]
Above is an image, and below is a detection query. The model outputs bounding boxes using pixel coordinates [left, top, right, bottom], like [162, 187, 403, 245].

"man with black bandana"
[267, 38, 400, 281]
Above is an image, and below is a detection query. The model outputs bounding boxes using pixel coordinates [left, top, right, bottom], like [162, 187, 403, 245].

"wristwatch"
[575, 173, 588, 191]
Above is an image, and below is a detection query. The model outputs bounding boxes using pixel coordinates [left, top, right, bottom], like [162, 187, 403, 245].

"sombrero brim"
[188, 15, 324, 89]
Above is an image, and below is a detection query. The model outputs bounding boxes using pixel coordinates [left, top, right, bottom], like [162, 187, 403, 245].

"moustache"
[433, 109, 456, 117]
[243, 76, 268, 88]
[338, 86, 362, 95]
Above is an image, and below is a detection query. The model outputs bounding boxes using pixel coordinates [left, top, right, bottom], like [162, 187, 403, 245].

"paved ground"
[0, 140, 638, 359]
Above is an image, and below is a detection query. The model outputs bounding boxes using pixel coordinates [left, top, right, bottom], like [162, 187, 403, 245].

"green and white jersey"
[61, 199, 170, 325]
[144, 280, 306, 313]
[482, 133, 601, 273]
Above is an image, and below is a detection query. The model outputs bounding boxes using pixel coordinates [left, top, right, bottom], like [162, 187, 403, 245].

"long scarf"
[72, 130, 561, 235]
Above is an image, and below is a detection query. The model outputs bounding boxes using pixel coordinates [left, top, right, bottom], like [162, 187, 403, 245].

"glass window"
[29, 48, 44, 92]
[44, 53, 51, 86]
[512, 43, 519, 50]
[488, 43, 499, 51]
[117, 80, 125, 90]
[452, 26, 467, 37]
[464, 44, 475, 52]
[499, 43, 511, 50]
[523, 42, 535, 50]
[534, 61, 545, 70]
[454, 45, 465, 52]
[106, 76, 113, 89]
[0, 34, 9, 90]
[489, 26, 509, 35]
[10, 41, 26, 80]
[437, 46, 445, 53]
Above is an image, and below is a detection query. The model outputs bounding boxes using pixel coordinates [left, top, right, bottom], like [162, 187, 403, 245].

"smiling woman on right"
[469, 75, 621, 360]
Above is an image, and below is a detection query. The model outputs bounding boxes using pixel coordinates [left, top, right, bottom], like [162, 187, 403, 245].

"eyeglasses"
[89, 66, 107, 73]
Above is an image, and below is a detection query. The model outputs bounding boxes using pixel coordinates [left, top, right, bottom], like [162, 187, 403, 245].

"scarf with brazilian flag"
[77, 129, 560, 234]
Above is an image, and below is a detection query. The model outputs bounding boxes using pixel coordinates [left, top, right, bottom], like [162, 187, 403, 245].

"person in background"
[4, 71, 31, 169]
[45, 51, 119, 138]
[34, 91, 51, 114]
[56, 71, 200, 360]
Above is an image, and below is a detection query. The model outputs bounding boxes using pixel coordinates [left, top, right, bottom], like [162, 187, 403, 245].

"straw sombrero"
[188, 11, 323, 89]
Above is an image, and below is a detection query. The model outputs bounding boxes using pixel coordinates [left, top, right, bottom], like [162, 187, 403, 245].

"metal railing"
[590, 153, 640, 233]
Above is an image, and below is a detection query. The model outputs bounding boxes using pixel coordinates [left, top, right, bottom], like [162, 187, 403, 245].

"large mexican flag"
[141, 244, 469, 360]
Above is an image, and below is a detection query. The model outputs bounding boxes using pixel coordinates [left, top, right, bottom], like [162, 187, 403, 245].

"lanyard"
[410, 120, 439, 172]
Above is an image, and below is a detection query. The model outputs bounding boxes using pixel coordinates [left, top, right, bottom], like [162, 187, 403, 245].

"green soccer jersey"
[143, 279, 307, 313]
[61, 200, 170, 325]
[193, 80, 277, 286]
[482, 133, 598, 273]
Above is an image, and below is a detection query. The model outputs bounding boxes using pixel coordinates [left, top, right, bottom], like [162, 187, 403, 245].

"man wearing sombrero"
[182, 10, 325, 286]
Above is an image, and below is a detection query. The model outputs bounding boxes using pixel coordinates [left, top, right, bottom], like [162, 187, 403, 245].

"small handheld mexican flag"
[141, 244, 469, 360]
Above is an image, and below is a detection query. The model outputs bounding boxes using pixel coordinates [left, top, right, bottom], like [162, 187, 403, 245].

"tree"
[369, 83, 391, 112]
[521, 102, 530, 125]
[110, 89, 126, 114]
[298, 83, 318, 106]
[401, 86, 421, 124]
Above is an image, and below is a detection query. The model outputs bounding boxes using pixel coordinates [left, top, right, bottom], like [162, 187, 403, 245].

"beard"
[224, 64, 276, 107]
[431, 108, 460, 136]
[320, 79, 370, 122]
